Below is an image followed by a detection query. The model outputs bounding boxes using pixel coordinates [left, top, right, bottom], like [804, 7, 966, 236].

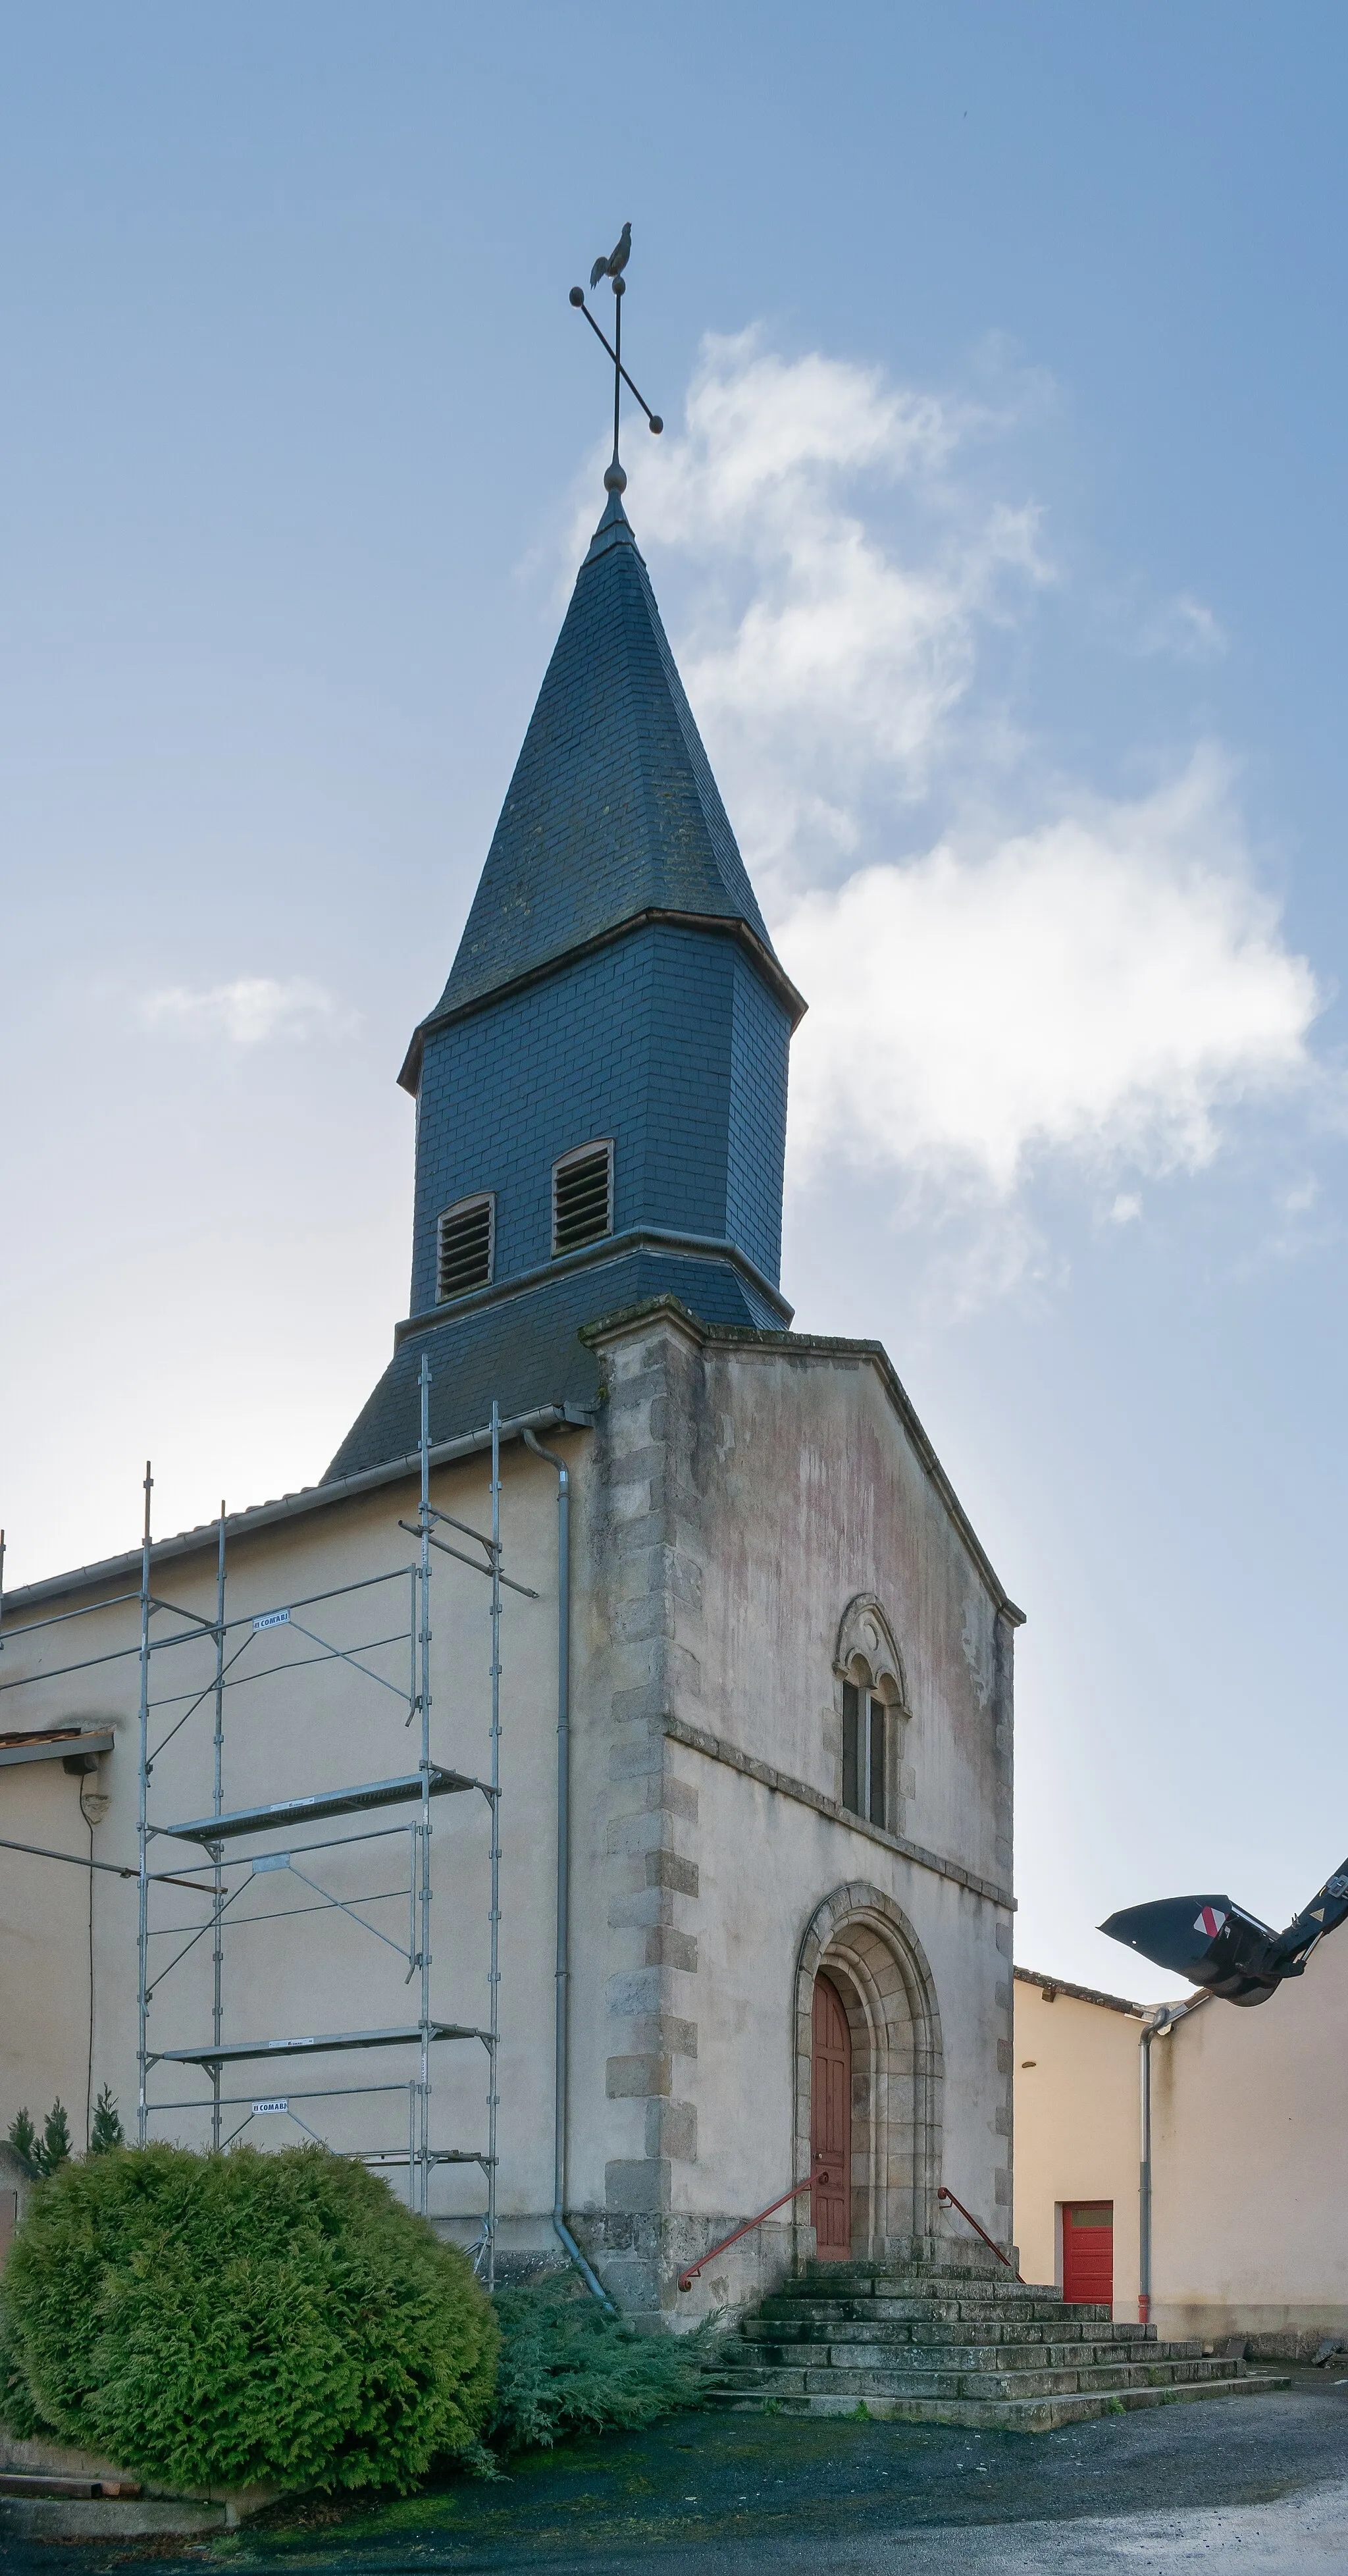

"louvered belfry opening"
[552, 1142, 613, 1256]
[436, 1194, 494, 1301]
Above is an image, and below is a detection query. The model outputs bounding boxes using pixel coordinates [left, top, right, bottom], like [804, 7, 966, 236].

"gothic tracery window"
[834, 1594, 910, 1835]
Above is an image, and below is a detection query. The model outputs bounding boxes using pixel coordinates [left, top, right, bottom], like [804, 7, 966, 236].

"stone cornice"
[398, 909, 807, 1092]
[393, 1228, 792, 1345]
[662, 1715, 1015, 1913]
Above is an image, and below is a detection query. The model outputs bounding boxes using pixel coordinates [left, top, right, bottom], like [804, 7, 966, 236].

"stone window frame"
[833, 1594, 911, 1841]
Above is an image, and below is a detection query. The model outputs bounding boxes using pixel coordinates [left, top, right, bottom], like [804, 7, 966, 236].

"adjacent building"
[1015, 1940, 1348, 2352]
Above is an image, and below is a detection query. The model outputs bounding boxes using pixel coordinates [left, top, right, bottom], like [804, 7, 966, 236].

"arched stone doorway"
[794, 1882, 943, 2260]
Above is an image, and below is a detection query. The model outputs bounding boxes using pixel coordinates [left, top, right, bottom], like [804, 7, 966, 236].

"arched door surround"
[795, 1883, 943, 2261]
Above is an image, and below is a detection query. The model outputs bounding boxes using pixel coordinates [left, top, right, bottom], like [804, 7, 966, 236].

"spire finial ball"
[604, 462, 628, 493]
[569, 286, 584, 307]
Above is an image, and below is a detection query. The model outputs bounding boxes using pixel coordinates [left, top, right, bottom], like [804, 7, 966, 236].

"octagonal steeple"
[328, 485, 804, 1481]
[400, 483, 797, 1089]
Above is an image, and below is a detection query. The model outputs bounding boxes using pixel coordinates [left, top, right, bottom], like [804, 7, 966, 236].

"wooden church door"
[810, 1973, 852, 2259]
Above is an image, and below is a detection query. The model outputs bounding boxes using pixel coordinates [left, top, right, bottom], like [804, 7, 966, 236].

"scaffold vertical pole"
[417, 1355, 433, 2215]
[486, 1400, 502, 2288]
[136, 1462, 153, 2147]
[211, 1500, 226, 2149]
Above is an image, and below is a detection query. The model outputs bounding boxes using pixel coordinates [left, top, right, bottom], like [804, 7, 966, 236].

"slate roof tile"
[414, 488, 773, 1036]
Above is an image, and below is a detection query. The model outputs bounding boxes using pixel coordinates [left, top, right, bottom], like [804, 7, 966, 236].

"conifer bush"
[89, 2086, 124, 2154]
[488, 2276, 722, 2452]
[5, 2101, 72, 2177]
[0, 2143, 498, 2496]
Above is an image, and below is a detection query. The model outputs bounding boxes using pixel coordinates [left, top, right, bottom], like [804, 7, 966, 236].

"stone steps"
[713, 2255, 1289, 2431]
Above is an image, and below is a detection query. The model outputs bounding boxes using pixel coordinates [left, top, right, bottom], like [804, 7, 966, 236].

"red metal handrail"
[937, 2184, 1020, 2278]
[677, 2166, 834, 2291]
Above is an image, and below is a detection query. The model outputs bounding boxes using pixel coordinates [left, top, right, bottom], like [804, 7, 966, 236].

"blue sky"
[3, 4, 1346, 1996]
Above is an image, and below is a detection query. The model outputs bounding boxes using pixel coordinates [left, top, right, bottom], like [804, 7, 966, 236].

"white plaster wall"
[1011, 1945, 1348, 2346]
[0, 1753, 129, 2153]
[1151, 1933, 1348, 2340]
[1012, 1978, 1143, 2317]
[0, 1442, 571, 2234]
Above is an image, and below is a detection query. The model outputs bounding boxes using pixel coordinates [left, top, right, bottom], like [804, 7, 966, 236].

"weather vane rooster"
[590, 221, 631, 289]
[570, 223, 662, 491]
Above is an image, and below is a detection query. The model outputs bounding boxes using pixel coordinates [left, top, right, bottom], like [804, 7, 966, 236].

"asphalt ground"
[3, 2370, 1347, 2575]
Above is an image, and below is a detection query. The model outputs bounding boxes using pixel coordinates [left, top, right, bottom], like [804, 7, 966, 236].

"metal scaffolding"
[0, 1357, 515, 2282]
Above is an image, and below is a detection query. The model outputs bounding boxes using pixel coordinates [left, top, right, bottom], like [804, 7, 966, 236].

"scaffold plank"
[154, 2020, 486, 2068]
[159, 1766, 479, 1843]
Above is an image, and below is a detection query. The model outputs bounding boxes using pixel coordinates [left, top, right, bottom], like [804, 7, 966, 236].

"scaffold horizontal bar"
[159, 1766, 480, 1843]
[153, 2021, 488, 2068]
[360, 2150, 496, 2167]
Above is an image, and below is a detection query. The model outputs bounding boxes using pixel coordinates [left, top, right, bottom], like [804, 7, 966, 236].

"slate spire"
[400, 476, 799, 1087]
[327, 475, 802, 1482]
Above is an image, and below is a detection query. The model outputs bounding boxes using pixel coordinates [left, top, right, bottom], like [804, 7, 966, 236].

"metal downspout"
[1138, 2018, 1156, 2326]
[523, 1429, 613, 2311]
[1139, 2001, 1193, 2323]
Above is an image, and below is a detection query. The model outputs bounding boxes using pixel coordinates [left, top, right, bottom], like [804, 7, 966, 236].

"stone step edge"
[742, 2323, 1166, 2346]
[709, 2371, 1291, 2432]
[798, 2276, 1047, 2294]
[752, 2308, 1113, 2328]
[730, 2345, 1212, 2374]
[773, 2308, 1113, 2328]
[718, 2365, 1247, 2400]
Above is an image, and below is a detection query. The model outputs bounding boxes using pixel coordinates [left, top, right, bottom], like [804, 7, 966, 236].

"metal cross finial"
[570, 223, 663, 492]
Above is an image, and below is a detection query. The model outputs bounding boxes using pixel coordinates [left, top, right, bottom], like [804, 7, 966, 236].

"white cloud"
[1139, 591, 1228, 663]
[633, 330, 1050, 887]
[777, 750, 1319, 1200]
[143, 977, 350, 1045]
[626, 332, 1323, 1272]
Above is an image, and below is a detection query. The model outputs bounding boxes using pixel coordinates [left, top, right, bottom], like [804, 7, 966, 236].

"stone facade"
[561, 1296, 1019, 2317]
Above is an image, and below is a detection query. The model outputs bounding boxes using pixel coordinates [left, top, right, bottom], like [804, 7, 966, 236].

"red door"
[1062, 2203, 1113, 2308]
[811, 1974, 852, 2259]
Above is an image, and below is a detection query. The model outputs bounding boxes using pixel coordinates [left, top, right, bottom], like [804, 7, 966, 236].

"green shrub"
[488, 2276, 722, 2454]
[0, 2143, 498, 2496]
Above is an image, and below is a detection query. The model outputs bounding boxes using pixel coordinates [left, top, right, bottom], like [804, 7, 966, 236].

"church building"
[0, 441, 1021, 2321]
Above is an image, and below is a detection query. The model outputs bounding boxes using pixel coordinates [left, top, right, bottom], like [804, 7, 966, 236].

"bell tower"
[328, 292, 804, 1480]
